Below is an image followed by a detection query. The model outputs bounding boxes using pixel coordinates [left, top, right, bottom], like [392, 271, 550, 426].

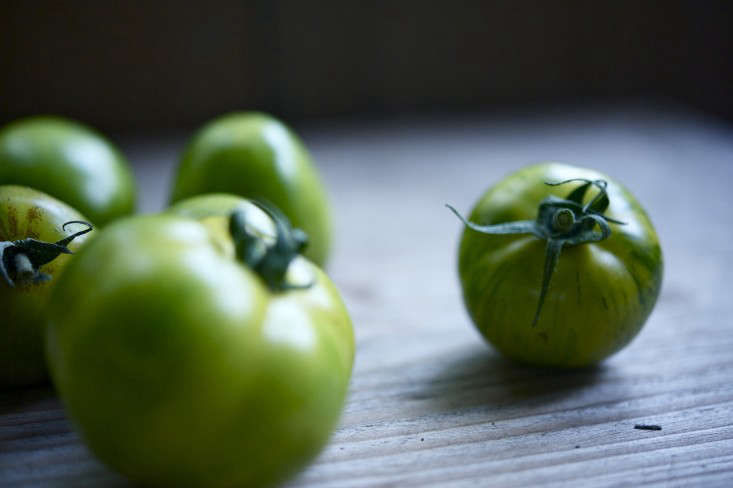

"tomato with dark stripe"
[449, 163, 663, 367]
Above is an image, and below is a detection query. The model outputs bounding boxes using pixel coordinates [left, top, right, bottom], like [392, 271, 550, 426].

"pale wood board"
[2, 104, 733, 487]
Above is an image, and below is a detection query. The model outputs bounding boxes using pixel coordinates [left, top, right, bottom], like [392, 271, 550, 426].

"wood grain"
[2, 104, 732, 487]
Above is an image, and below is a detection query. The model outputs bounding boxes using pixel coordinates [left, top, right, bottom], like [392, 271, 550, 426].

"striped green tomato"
[449, 163, 663, 367]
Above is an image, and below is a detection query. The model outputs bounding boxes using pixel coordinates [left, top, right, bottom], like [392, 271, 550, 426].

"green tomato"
[0, 185, 93, 387]
[0, 115, 137, 226]
[169, 112, 332, 266]
[45, 203, 354, 487]
[451, 163, 663, 367]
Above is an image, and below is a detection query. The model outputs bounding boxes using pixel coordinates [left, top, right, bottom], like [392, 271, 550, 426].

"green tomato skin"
[458, 163, 663, 367]
[167, 192, 254, 220]
[0, 185, 92, 387]
[169, 112, 332, 266]
[0, 115, 137, 226]
[46, 214, 354, 488]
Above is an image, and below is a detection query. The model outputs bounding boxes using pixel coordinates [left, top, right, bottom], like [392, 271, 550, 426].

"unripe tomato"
[169, 112, 332, 266]
[46, 201, 353, 487]
[0, 116, 137, 226]
[0, 185, 93, 386]
[449, 163, 663, 367]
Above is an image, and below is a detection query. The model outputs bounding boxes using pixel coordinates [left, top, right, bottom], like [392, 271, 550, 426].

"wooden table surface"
[2, 104, 733, 487]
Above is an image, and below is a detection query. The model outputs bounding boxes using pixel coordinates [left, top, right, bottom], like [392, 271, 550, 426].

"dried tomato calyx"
[0, 221, 93, 287]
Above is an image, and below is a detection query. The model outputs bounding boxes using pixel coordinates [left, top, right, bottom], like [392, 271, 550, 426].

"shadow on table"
[54, 475, 134, 488]
[409, 342, 611, 416]
[0, 385, 59, 416]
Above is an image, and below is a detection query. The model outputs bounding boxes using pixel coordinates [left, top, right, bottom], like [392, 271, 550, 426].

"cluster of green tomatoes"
[0, 113, 663, 487]
[1, 113, 349, 487]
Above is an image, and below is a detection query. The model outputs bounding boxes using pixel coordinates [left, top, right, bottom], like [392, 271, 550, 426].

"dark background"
[1, 1, 732, 133]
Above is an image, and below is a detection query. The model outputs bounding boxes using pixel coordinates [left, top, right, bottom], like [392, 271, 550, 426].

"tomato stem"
[448, 178, 622, 327]
[229, 200, 313, 292]
[0, 221, 93, 287]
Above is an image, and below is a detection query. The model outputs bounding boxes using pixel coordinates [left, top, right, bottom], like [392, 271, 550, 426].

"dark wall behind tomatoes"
[1, 1, 731, 132]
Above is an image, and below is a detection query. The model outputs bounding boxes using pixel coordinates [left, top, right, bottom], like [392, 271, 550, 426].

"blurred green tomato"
[46, 201, 354, 487]
[169, 112, 332, 265]
[0, 185, 93, 387]
[0, 115, 137, 226]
